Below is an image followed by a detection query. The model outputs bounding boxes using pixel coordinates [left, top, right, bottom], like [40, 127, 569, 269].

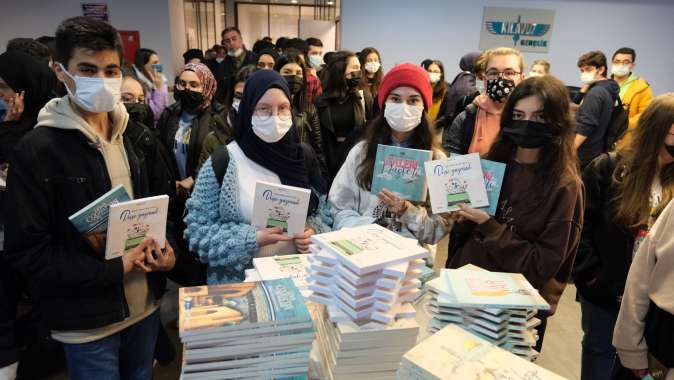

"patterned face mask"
[486, 78, 515, 103]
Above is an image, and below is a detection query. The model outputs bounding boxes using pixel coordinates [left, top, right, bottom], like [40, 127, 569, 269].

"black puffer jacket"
[293, 102, 328, 179]
[573, 153, 635, 310]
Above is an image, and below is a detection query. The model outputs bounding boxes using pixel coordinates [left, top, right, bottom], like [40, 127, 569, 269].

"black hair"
[134, 48, 158, 84]
[225, 65, 257, 112]
[54, 16, 123, 67]
[6, 38, 51, 62]
[612, 47, 636, 62]
[274, 52, 308, 110]
[421, 59, 447, 101]
[306, 37, 323, 48]
[262, 36, 273, 43]
[276, 37, 289, 50]
[252, 40, 275, 55]
[285, 38, 309, 57]
[221, 26, 241, 39]
[322, 50, 358, 99]
[577, 51, 608, 77]
[359, 47, 383, 97]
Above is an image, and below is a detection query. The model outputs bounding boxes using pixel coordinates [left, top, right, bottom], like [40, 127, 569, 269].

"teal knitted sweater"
[184, 155, 332, 284]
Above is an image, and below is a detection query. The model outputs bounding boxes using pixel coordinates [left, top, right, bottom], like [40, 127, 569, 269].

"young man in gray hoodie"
[4, 17, 177, 380]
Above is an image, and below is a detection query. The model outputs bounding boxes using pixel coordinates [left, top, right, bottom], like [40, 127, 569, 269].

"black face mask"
[124, 102, 153, 126]
[666, 144, 674, 158]
[502, 120, 557, 149]
[486, 78, 515, 103]
[174, 89, 205, 113]
[346, 71, 362, 89]
[283, 75, 304, 95]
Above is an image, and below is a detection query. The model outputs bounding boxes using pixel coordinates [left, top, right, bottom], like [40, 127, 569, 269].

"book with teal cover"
[68, 184, 130, 254]
[179, 278, 313, 338]
[371, 144, 433, 202]
[478, 159, 506, 216]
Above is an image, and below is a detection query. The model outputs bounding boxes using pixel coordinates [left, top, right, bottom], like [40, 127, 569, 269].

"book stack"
[311, 305, 420, 380]
[178, 279, 315, 379]
[426, 267, 550, 361]
[305, 224, 429, 324]
[397, 324, 567, 380]
[253, 254, 311, 297]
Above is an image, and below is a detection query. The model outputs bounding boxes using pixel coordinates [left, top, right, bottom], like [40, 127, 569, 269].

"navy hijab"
[235, 69, 319, 210]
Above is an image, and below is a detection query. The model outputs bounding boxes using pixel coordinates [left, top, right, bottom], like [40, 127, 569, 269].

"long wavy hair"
[356, 103, 440, 191]
[486, 75, 579, 195]
[613, 93, 674, 229]
[359, 47, 383, 96]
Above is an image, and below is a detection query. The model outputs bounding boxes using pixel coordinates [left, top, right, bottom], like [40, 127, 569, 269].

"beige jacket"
[613, 199, 674, 377]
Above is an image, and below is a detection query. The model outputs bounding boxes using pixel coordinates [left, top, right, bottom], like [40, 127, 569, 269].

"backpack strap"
[210, 144, 230, 187]
[460, 104, 478, 154]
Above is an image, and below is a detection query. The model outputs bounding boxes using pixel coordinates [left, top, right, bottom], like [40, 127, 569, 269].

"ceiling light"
[327, 1, 334, 4]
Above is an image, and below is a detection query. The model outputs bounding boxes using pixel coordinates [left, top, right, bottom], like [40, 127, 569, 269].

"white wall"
[341, 0, 674, 96]
[0, 0, 186, 82]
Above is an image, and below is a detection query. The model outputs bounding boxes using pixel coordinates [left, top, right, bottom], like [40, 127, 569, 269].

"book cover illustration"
[178, 278, 311, 336]
[370, 144, 433, 202]
[105, 195, 169, 260]
[424, 153, 489, 214]
[254, 255, 310, 290]
[478, 159, 506, 216]
[68, 184, 131, 255]
[252, 181, 311, 236]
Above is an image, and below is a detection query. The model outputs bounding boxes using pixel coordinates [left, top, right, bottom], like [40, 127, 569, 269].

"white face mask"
[231, 98, 241, 112]
[384, 102, 423, 133]
[59, 63, 121, 113]
[580, 71, 597, 85]
[308, 55, 323, 70]
[528, 71, 544, 78]
[251, 115, 292, 143]
[428, 72, 442, 84]
[364, 61, 381, 74]
[227, 48, 243, 58]
[611, 65, 630, 77]
[476, 80, 485, 93]
[215, 57, 225, 63]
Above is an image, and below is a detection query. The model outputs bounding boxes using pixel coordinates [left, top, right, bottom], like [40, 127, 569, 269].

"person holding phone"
[133, 48, 169, 124]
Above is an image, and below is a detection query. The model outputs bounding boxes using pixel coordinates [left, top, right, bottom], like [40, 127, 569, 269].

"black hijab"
[235, 69, 319, 210]
[0, 50, 58, 124]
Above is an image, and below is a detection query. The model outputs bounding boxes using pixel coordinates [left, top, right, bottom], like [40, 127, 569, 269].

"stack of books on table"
[253, 254, 311, 297]
[426, 267, 550, 361]
[310, 305, 420, 380]
[178, 279, 314, 380]
[397, 323, 567, 380]
[306, 224, 429, 324]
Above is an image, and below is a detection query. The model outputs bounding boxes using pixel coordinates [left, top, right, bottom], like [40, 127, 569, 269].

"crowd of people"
[0, 15, 672, 380]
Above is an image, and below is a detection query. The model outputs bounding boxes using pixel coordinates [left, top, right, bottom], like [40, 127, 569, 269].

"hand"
[176, 177, 194, 197]
[629, 368, 648, 378]
[122, 238, 153, 273]
[256, 227, 293, 247]
[136, 239, 176, 272]
[580, 84, 590, 94]
[440, 211, 463, 223]
[377, 188, 409, 216]
[150, 69, 164, 90]
[456, 203, 490, 224]
[294, 228, 315, 254]
[4, 91, 25, 122]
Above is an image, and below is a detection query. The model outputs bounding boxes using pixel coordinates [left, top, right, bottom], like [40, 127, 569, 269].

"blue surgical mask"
[0, 98, 7, 121]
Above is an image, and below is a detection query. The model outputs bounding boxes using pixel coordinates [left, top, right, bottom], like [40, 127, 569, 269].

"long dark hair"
[613, 93, 674, 228]
[273, 52, 308, 111]
[225, 64, 257, 113]
[486, 76, 579, 194]
[359, 47, 383, 96]
[134, 48, 157, 84]
[322, 50, 359, 99]
[421, 59, 447, 102]
[356, 104, 440, 191]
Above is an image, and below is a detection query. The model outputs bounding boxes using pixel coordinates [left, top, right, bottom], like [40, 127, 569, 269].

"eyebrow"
[513, 108, 544, 113]
[76, 62, 120, 70]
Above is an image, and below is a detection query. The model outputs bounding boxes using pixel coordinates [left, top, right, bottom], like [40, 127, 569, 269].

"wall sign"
[82, 3, 109, 22]
[479, 7, 555, 53]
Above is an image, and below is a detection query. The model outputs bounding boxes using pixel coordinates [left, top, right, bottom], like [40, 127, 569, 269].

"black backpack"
[603, 95, 629, 152]
[211, 144, 230, 187]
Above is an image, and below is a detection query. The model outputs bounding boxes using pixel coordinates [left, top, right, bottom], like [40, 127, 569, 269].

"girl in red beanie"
[328, 63, 451, 245]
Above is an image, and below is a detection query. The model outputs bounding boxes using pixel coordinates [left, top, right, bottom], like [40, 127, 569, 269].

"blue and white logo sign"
[479, 7, 555, 53]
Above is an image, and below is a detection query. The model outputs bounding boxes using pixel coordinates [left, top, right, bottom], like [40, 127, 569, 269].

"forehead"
[281, 63, 302, 72]
[487, 54, 519, 70]
[346, 56, 360, 66]
[257, 87, 290, 105]
[580, 65, 596, 72]
[179, 70, 200, 81]
[259, 54, 275, 62]
[514, 95, 543, 111]
[366, 52, 379, 60]
[427, 63, 441, 72]
[389, 86, 421, 97]
[613, 53, 633, 62]
[224, 31, 239, 39]
[121, 77, 143, 94]
[68, 47, 120, 69]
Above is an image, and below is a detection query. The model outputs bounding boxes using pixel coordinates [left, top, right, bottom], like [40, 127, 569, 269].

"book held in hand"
[371, 144, 433, 202]
[105, 195, 169, 260]
[424, 153, 489, 214]
[68, 184, 131, 255]
[252, 181, 311, 236]
[478, 159, 506, 216]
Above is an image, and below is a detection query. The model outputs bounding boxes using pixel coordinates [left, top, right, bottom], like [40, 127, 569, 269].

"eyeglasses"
[176, 80, 202, 91]
[485, 69, 521, 80]
[253, 104, 292, 121]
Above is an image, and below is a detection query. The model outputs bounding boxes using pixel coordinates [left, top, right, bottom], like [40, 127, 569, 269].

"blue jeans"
[62, 310, 160, 380]
[580, 295, 619, 380]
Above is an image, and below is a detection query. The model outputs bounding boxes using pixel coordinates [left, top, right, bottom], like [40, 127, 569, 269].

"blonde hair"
[532, 59, 551, 74]
[483, 47, 525, 73]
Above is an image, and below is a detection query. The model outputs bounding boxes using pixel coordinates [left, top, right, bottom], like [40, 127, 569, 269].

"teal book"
[68, 184, 130, 255]
[478, 159, 506, 216]
[371, 144, 433, 202]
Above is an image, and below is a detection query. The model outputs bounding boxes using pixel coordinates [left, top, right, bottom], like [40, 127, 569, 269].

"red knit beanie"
[378, 63, 433, 110]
